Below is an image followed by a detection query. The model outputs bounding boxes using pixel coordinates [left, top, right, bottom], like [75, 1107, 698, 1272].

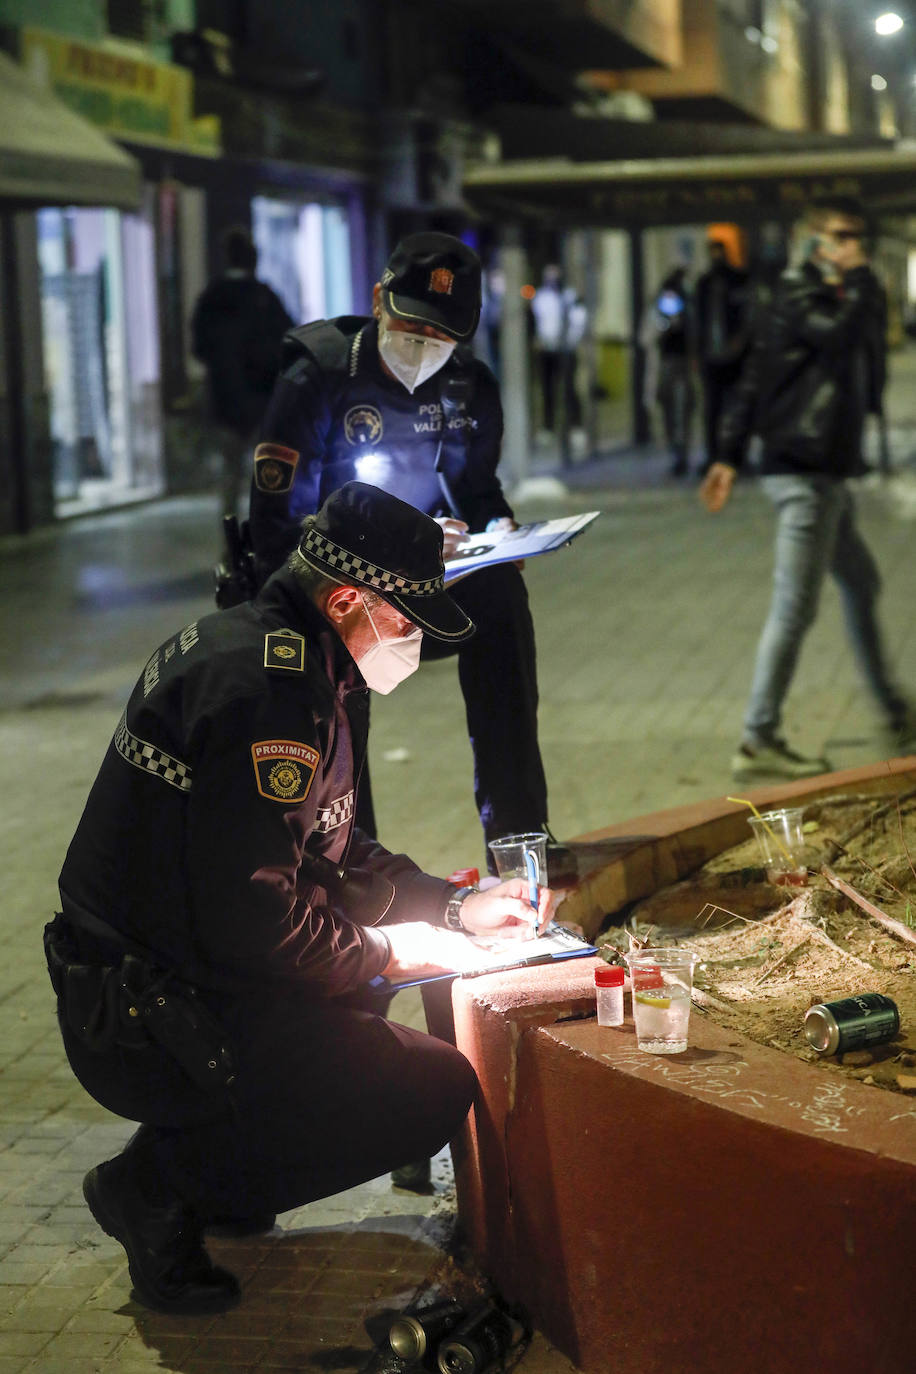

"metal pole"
[498, 222, 531, 490]
[583, 228, 599, 461]
[629, 226, 650, 446]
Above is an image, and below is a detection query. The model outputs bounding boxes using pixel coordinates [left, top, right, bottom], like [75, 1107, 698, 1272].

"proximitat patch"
[254, 442, 299, 493]
[251, 739, 319, 804]
[264, 630, 305, 673]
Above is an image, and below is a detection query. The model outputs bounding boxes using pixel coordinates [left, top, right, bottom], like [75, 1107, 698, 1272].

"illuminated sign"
[22, 27, 220, 154]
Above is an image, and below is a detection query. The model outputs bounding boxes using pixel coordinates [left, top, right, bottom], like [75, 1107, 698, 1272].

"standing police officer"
[248, 232, 561, 869]
[49, 482, 555, 1315]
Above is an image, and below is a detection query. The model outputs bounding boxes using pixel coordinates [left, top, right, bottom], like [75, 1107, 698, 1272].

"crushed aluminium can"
[389, 1298, 464, 1361]
[804, 992, 900, 1056]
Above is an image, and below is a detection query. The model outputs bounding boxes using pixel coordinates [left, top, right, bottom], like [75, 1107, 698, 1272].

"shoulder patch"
[264, 629, 305, 673]
[251, 739, 319, 804]
[254, 442, 299, 494]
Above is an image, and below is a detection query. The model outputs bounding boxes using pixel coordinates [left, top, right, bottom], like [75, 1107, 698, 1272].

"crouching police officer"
[46, 482, 558, 1316]
[248, 231, 565, 870]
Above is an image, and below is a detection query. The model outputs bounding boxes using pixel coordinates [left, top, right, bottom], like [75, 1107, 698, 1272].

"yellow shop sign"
[22, 27, 219, 153]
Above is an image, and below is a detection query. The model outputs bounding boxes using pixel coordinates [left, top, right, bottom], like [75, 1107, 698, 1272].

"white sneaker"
[731, 740, 831, 782]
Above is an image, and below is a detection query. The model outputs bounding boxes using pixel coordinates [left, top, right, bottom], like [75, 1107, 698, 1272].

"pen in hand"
[524, 849, 540, 938]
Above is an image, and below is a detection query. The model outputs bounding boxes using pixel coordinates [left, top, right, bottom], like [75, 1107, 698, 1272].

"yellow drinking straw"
[726, 796, 795, 864]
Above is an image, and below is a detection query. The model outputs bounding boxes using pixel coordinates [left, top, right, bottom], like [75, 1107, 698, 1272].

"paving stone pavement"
[3, 348, 916, 1372]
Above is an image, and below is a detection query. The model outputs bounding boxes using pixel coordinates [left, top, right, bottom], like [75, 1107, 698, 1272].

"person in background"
[191, 227, 293, 522]
[530, 263, 588, 449]
[47, 481, 559, 1316]
[641, 267, 695, 477]
[694, 239, 752, 476]
[701, 196, 916, 780]
[480, 264, 505, 380]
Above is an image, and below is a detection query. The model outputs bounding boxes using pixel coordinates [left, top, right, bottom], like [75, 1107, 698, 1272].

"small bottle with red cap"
[594, 963, 625, 1027]
[446, 868, 480, 887]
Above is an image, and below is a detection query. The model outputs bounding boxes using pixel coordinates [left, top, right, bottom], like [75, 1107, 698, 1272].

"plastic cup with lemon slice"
[625, 948, 698, 1054]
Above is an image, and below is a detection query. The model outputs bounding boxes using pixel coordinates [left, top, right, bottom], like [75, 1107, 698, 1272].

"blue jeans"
[743, 474, 904, 745]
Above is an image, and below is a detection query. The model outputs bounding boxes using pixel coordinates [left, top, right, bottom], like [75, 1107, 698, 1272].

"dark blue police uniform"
[54, 570, 476, 1224]
[249, 316, 549, 853]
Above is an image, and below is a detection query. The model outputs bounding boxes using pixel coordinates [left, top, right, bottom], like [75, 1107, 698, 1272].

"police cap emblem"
[344, 405, 384, 447]
[429, 267, 454, 296]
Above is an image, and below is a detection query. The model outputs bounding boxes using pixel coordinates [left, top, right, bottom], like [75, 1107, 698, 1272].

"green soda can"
[804, 993, 900, 1056]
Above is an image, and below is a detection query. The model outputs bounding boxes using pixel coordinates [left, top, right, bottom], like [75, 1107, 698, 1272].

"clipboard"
[443, 512, 600, 584]
[368, 922, 598, 994]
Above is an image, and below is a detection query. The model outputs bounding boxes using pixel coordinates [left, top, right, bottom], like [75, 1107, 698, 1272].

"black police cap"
[380, 232, 481, 343]
[296, 481, 475, 643]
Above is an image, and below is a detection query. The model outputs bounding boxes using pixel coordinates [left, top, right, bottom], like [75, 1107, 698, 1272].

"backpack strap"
[282, 317, 368, 379]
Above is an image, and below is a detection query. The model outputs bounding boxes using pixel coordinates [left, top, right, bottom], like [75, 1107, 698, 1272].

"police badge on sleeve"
[253, 442, 299, 493]
[251, 740, 319, 803]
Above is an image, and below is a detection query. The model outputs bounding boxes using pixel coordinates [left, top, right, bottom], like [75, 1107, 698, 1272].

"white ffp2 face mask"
[356, 594, 423, 694]
[378, 318, 455, 393]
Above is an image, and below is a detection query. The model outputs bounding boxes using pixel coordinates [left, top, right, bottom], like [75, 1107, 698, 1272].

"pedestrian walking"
[701, 196, 916, 780]
[191, 227, 293, 521]
[642, 267, 695, 476]
[694, 238, 752, 474]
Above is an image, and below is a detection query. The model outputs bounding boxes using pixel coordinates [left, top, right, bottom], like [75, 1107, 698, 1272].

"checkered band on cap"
[299, 526, 443, 597]
[314, 792, 354, 832]
[115, 714, 192, 793]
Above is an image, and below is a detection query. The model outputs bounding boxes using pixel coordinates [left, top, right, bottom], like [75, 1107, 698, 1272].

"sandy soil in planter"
[596, 787, 916, 1094]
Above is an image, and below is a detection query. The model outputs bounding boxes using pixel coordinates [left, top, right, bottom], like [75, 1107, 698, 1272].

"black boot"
[203, 1211, 277, 1237]
[390, 1158, 434, 1194]
[83, 1155, 241, 1314]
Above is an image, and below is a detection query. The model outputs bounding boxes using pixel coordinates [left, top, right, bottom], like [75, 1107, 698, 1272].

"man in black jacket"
[701, 196, 914, 781]
[248, 231, 557, 868]
[191, 227, 293, 519]
[694, 239, 751, 475]
[49, 482, 556, 1315]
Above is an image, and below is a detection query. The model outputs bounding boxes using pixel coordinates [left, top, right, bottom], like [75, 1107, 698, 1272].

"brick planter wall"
[451, 758, 916, 1374]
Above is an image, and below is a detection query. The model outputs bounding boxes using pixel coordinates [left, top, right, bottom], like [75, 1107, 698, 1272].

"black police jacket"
[58, 570, 451, 997]
[694, 263, 751, 368]
[718, 261, 886, 478]
[249, 316, 513, 575]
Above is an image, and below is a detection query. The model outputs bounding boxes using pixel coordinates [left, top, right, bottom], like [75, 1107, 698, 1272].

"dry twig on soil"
[821, 865, 916, 950]
[690, 985, 733, 1012]
[752, 935, 812, 987]
[821, 785, 916, 862]
[800, 919, 878, 972]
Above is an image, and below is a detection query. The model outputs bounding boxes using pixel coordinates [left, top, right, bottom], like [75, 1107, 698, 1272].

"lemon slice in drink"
[634, 992, 670, 1008]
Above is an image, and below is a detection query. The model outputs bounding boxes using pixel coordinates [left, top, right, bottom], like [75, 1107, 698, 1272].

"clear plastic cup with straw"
[729, 796, 808, 887]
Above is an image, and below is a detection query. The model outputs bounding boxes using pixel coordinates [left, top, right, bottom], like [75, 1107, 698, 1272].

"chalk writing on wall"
[600, 1048, 879, 1137]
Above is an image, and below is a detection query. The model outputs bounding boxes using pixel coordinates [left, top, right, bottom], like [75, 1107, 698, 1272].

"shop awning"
[463, 143, 916, 228]
[0, 51, 141, 210]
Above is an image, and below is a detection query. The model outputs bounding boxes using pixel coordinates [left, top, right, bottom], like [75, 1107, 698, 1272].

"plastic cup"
[624, 947, 697, 1054]
[747, 808, 808, 886]
[487, 832, 548, 885]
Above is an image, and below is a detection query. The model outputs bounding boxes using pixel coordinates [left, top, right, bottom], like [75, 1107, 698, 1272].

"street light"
[875, 13, 905, 37]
